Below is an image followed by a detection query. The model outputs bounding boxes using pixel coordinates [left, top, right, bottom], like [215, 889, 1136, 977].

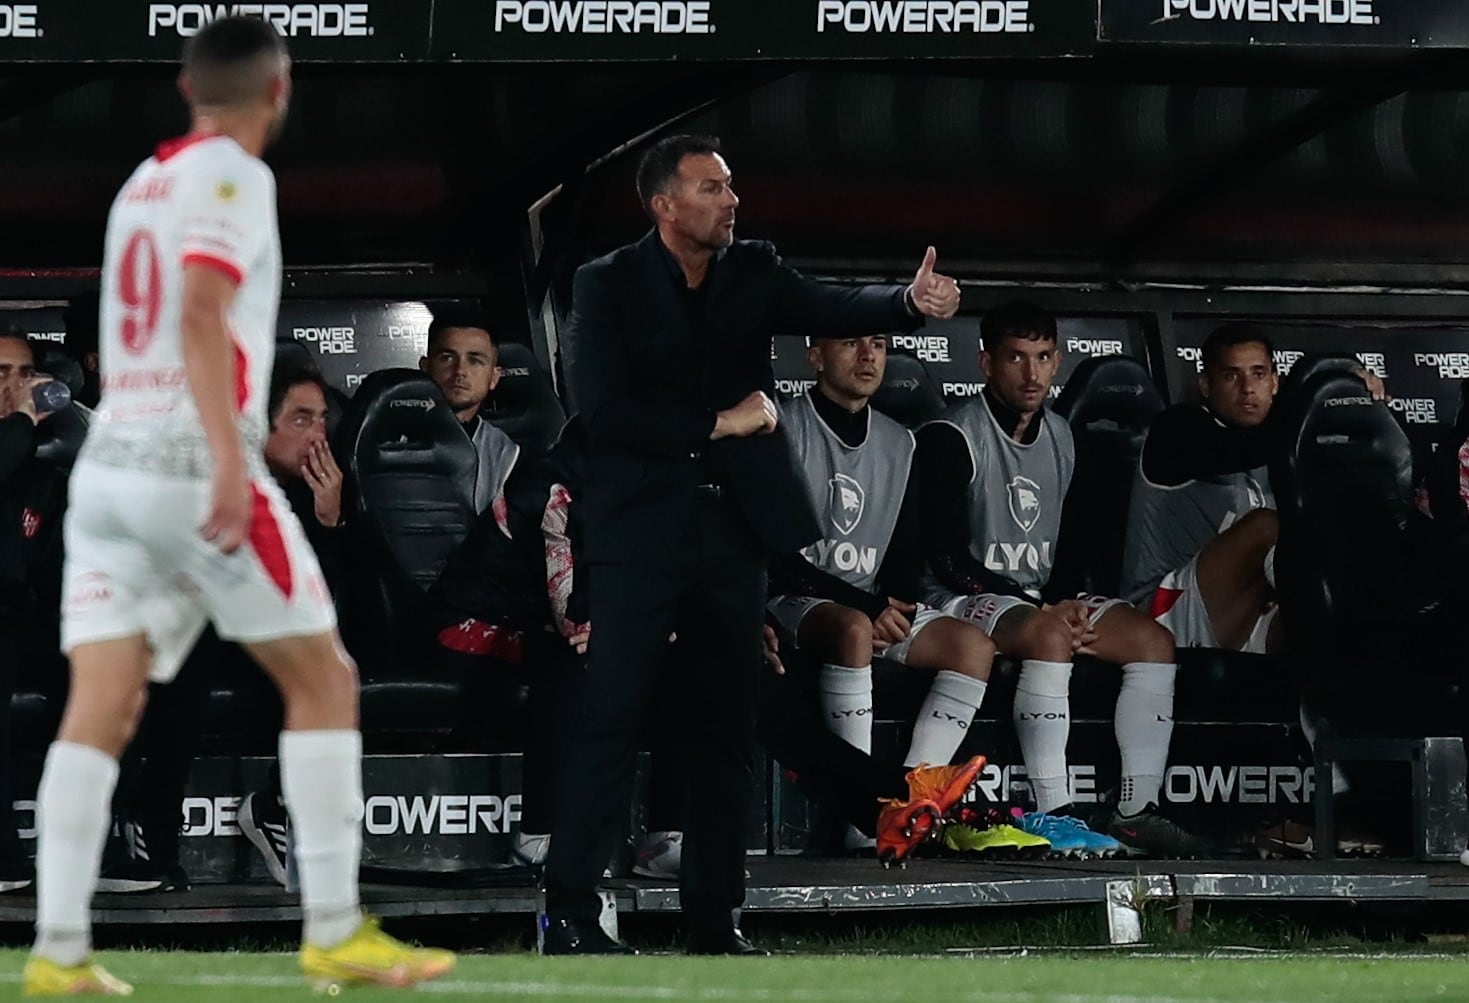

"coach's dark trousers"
[546, 493, 765, 935]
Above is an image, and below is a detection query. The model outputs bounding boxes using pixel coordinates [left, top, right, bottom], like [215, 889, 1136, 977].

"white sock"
[1298, 702, 1350, 795]
[1014, 660, 1073, 814]
[280, 730, 364, 948]
[33, 742, 119, 966]
[904, 671, 988, 768]
[819, 664, 873, 755]
[1263, 545, 1276, 590]
[1115, 662, 1176, 815]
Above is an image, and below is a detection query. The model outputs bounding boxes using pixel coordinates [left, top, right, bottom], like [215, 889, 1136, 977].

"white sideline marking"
[0, 971, 1298, 1003]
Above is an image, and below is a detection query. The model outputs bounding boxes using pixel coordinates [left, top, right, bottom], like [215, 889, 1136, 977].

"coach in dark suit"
[542, 134, 962, 955]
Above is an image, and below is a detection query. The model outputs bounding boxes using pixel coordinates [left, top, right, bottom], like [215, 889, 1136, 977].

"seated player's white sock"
[819, 664, 873, 754]
[1014, 660, 1073, 814]
[33, 741, 119, 967]
[904, 671, 988, 769]
[1115, 662, 1176, 816]
[1263, 545, 1276, 590]
[280, 729, 364, 949]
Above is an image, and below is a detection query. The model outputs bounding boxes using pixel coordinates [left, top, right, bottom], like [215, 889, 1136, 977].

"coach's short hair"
[182, 16, 288, 108]
[636, 134, 722, 216]
[1201, 323, 1275, 373]
[980, 301, 1057, 352]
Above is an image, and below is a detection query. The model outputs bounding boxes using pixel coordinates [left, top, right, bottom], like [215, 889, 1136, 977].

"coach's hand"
[14, 376, 57, 425]
[873, 598, 915, 651]
[906, 246, 961, 320]
[763, 624, 785, 675]
[566, 622, 591, 655]
[712, 391, 778, 439]
[203, 456, 252, 555]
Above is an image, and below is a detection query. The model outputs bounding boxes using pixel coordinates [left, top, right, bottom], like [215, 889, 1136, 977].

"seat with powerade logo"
[480, 342, 566, 459]
[336, 369, 478, 745]
[1052, 354, 1164, 597]
[1271, 369, 1467, 860]
[871, 350, 946, 429]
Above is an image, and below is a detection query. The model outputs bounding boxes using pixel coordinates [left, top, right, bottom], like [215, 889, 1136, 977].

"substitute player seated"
[917, 301, 1206, 859]
[1120, 323, 1385, 856]
[770, 332, 1031, 856]
[22, 18, 452, 995]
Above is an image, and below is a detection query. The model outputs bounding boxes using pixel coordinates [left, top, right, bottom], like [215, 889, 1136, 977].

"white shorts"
[1149, 554, 1276, 654]
[61, 461, 336, 684]
[767, 595, 949, 666]
[937, 592, 1127, 637]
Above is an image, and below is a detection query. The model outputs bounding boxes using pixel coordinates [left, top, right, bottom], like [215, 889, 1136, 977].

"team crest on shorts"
[20, 507, 39, 539]
[1007, 476, 1043, 532]
[828, 473, 866, 537]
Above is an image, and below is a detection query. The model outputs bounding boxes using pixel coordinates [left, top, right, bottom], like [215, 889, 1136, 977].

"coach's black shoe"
[541, 918, 637, 956]
[686, 927, 768, 956]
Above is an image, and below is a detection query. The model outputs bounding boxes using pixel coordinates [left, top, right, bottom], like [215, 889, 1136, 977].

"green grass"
[6, 948, 1469, 1002]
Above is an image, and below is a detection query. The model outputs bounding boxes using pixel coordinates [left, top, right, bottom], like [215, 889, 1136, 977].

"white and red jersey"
[86, 133, 281, 477]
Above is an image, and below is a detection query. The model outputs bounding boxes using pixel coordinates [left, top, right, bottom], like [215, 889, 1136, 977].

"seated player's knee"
[947, 622, 996, 681]
[830, 605, 874, 665]
[1023, 610, 1075, 663]
[1237, 508, 1279, 547]
[1135, 616, 1177, 664]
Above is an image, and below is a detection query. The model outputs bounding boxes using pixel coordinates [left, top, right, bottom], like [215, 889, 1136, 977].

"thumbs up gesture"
[906, 245, 961, 319]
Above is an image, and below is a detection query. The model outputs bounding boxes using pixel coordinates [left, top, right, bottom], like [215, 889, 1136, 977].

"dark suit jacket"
[564, 230, 922, 567]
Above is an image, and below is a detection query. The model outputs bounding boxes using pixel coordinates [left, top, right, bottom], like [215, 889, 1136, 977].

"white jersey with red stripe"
[85, 133, 281, 478]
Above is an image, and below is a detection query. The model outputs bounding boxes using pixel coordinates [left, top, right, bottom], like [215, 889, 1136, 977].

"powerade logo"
[776, 378, 817, 395]
[293, 325, 356, 355]
[0, 4, 40, 38]
[1415, 352, 1469, 380]
[1159, 0, 1376, 25]
[1389, 397, 1437, 425]
[493, 1, 713, 33]
[1065, 338, 1124, 356]
[148, 4, 373, 38]
[890, 333, 950, 363]
[818, 0, 1032, 33]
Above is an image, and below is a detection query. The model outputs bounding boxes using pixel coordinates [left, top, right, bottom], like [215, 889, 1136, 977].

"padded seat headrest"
[871, 352, 946, 429]
[1273, 370, 1411, 497]
[337, 369, 473, 476]
[1053, 355, 1163, 430]
[274, 338, 316, 375]
[1278, 353, 1360, 403]
[482, 343, 566, 457]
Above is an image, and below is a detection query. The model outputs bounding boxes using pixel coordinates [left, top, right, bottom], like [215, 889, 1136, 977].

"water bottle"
[31, 380, 71, 415]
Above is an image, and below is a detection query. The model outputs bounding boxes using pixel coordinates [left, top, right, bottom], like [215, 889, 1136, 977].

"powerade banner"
[435, 0, 1091, 61]
[772, 315, 1142, 404]
[0, 2, 433, 62]
[1099, 0, 1469, 47]
[0, 0, 1092, 63]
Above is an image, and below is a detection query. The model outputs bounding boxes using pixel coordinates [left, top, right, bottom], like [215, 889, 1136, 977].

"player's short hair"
[980, 301, 1057, 352]
[426, 306, 497, 356]
[1201, 323, 1275, 373]
[181, 16, 288, 108]
[0, 320, 35, 359]
[267, 365, 328, 428]
[636, 134, 722, 216]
